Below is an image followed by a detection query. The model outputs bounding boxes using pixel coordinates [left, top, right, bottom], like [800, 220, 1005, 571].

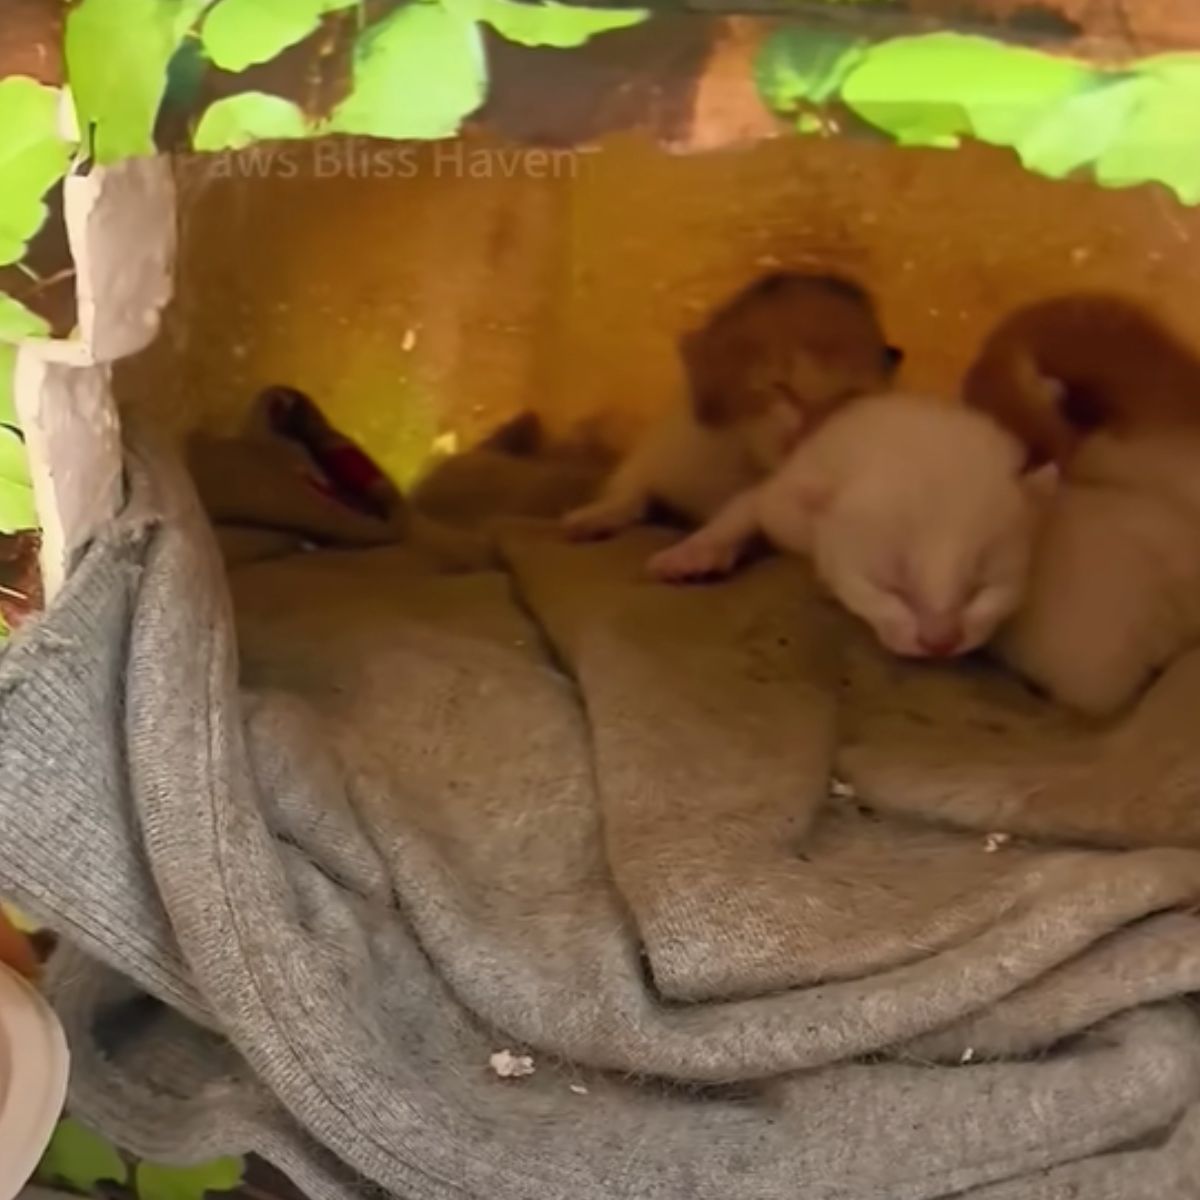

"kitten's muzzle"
[915, 613, 965, 658]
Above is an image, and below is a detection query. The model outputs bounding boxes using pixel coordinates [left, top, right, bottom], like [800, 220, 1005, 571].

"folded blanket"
[3, 432, 1200, 1199]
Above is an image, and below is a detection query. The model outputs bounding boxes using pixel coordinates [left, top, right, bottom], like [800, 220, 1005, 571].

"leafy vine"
[0, 0, 652, 534]
[38, 1116, 246, 1200]
[756, 30, 1200, 204]
[68, 0, 652, 156]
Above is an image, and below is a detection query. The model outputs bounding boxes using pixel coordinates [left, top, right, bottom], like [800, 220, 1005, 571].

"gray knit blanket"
[5, 438, 1200, 1199]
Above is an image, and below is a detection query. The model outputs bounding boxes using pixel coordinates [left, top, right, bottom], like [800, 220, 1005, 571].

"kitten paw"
[561, 502, 634, 542]
[647, 536, 739, 583]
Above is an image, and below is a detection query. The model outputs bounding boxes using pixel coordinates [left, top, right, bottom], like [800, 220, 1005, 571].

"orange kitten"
[999, 430, 1200, 716]
[963, 294, 1200, 466]
[963, 296, 1200, 712]
[681, 272, 903, 430]
[562, 272, 902, 539]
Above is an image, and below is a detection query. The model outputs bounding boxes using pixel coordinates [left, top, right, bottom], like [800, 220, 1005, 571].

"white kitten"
[649, 394, 1051, 659]
[998, 431, 1200, 716]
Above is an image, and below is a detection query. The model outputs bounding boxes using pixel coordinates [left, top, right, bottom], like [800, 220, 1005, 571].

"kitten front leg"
[559, 446, 652, 540]
[646, 487, 763, 582]
[561, 489, 648, 541]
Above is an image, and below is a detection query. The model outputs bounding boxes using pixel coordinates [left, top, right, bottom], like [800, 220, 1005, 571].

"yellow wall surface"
[118, 128, 1200, 486]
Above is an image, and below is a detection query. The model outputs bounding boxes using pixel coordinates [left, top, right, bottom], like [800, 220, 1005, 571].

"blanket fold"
[3, 431, 1200, 1199]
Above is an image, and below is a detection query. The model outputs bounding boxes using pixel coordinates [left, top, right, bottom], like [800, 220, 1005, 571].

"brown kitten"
[562, 271, 903, 540]
[963, 293, 1200, 466]
[683, 271, 904, 429]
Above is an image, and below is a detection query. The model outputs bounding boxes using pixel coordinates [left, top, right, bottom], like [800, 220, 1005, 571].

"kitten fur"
[963, 293, 1200, 466]
[412, 412, 613, 526]
[649, 394, 1050, 660]
[998, 430, 1200, 717]
[682, 272, 903, 428]
[563, 271, 902, 539]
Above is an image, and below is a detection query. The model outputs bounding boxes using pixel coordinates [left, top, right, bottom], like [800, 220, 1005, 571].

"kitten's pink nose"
[918, 634, 961, 658]
[916, 616, 964, 658]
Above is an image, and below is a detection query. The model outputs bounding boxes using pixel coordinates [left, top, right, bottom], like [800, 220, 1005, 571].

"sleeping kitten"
[649, 394, 1051, 660]
[680, 271, 903, 429]
[997, 430, 1200, 716]
[963, 296, 1200, 712]
[963, 293, 1200, 466]
[562, 272, 902, 538]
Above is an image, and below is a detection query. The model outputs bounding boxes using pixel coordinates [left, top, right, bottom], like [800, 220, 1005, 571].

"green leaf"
[0, 424, 35, 532]
[842, 34, 1092, 149]
[1017, 75, 1147, 180]
[964, 48, 1094, 147]
[194, 93, 310, 150]
[471, 0, 648, 48]
[202, 0, 358, 73]
[66, 0, 214, 163]
[135, 1157, 246, 1200]
[0, 475, 36, 535]
[37, 1119, 128, 1192]
[0, 425, 30, 488]
[755, 28, 866, 110]
[0, 78, 72, 267]
[1135, 53, 1200, 81]
[325, 1, 487, 140]
[165, 38, 209, 113]
[0, 343, 17, 427]
[1096, 65, 1200, 204]
[0, 292, 50, 341]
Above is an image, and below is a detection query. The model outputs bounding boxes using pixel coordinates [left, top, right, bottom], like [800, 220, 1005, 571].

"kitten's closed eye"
[962, 580, 988, 604]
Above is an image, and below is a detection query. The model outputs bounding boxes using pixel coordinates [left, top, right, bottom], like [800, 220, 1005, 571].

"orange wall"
[118, 129, 1200, 485]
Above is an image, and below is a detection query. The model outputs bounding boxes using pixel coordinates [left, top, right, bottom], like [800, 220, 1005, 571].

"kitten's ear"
[1035, 371, 1069, 416]
[1042, 374, 1068, 406]
[1022, 461, 1060, 506]
[1014, 353, 1066, 412]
